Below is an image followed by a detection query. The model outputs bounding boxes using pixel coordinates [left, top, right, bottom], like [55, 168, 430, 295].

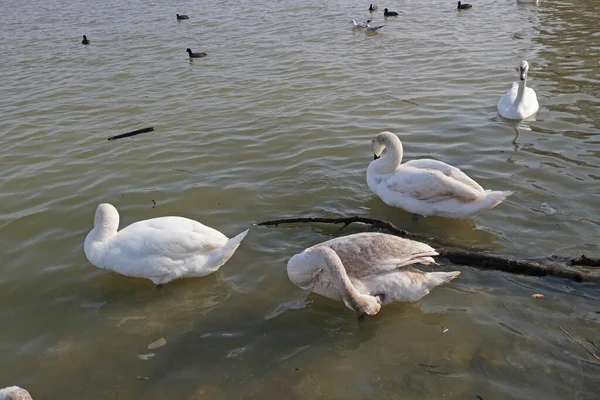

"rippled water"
[1, 0, 599, 398]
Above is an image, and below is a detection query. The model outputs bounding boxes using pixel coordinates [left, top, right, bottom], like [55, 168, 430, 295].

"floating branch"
[107, 126, 154, 141]
[256, 217, 600, 283]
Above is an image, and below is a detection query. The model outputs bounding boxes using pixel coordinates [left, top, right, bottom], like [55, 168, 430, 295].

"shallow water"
[1, 0, 599, 398]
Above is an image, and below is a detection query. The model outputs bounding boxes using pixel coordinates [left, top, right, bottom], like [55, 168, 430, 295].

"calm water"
[1, 0, 599, 398]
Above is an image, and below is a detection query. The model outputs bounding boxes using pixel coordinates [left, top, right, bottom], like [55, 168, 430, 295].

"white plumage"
[497, 60, 539, 120]
[0, 386, 33, 400]
[287, 232, 460, 316]
[366, 131, 513, 218]
[84, 203, 249, 284]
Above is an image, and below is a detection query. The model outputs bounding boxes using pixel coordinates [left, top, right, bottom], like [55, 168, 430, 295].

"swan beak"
[373, 154, 380, 160]
[519, 67, 526, 81]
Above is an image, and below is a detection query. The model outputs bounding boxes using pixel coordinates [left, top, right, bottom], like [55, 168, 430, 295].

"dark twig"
[558, 326, 600, 362]
[107, 127, 154, 141]
[256, 217, 600, 283]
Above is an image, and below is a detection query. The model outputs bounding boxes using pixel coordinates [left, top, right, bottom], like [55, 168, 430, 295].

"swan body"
[498, 60, 539, 120]
[84, 203, 249, 285]
[0, 386, 33, 400]
[366, 23, 385, 32]
[287, 233, 460, 316]
[366, 131, 513, 218]
[350, 18, 372, 29]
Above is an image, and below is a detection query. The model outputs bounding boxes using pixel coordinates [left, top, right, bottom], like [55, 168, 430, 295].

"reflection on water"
[0, 0, 599, 398]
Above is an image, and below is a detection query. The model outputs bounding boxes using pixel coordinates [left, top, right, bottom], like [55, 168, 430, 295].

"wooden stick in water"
[107, 127, 154, 141]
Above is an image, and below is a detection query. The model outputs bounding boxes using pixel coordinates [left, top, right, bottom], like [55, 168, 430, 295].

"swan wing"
[497, 81, 519, 114]
[324, 233, 438, 278]
[404, 159, 484, 192]
[383, 166, 483, 201]
[116, 217, 228, 258]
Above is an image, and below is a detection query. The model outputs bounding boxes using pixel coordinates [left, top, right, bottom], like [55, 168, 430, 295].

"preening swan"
[366, 132, 513, 218]
[84, 203, 249, 285]
[0, 386, 33, 400]
[287, 233, 460, 316]
[497, 60, 539, 120]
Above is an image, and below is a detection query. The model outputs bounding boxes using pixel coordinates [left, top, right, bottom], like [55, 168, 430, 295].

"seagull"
[366, 23, 384, 32]
[350, 18, 372, 29]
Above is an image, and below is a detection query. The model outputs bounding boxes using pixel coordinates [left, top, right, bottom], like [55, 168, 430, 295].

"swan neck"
[318, 249, 370, 313]
[517, 78, 526, 102]
[374, 139, 403, 173]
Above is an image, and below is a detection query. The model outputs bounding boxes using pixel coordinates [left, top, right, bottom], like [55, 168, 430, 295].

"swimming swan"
[84, 203, 249, 285]
[287, 233, 460, 316]
[497, 60, 539, 120]
[366, 131, 513, 218]
[0, 386, 33, 400]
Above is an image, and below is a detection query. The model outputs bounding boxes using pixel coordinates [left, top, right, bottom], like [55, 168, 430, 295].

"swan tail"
[480, 190, 514, 210]
[219, 229, 249, 261]
[427, 271, 461, 288]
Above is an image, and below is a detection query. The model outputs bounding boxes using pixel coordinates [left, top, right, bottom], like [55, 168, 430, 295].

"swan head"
[0, 386, 33, 400]
[519, 60, 529, 81]
[93, 203, 120, 233]
[371, 131, 400, 160]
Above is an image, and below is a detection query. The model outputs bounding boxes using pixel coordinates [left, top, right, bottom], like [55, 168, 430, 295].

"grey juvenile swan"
[287, 233, 460, 317]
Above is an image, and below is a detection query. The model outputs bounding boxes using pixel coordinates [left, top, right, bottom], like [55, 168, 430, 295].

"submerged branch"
[256, 217, 600, 283]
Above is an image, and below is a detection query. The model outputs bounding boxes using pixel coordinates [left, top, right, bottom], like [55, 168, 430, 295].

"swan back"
[0, 387, 33, 400]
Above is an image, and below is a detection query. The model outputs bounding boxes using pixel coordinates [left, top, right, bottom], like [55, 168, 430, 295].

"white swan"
[497, 60, 539, 120]
[0, 386, 33, 400]
[350, 18, 372, 29]
[287, 232, 460, 316]
[84, 203, 249, 285]
[366, 131, 513, 218]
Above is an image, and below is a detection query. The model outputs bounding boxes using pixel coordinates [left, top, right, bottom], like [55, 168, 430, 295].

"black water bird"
[177, 14, 189, 20]
[82, 35, 90, 45]
[186, 48, 207, 58]
[457, 1, 472, 9]
[383, 8, 398, 17]
[369, 4, 378, 12]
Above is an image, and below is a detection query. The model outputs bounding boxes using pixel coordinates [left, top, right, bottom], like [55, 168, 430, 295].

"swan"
[0, 386, 33, 400]
[287, 233, 460, 317]
[176, 14, 189, 20]
[186, 48, 207, 58]
[365, 23, 385, 32]
[383, 8, 399, 17]
[497, 60, 539, 120]
[84, 203, 249, 285]
[350, 18, 372, 29]
[366, 132, 513, 218]
[81, 35, 89, 45]
[457, 1, 473, 9]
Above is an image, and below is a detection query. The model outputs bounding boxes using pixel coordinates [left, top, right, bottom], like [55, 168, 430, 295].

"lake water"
[1, 0, 599, 398]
